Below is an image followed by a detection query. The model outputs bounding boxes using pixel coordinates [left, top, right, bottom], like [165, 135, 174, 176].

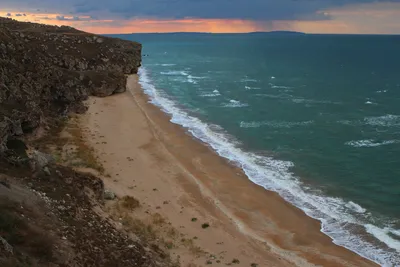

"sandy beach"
[79, 74, 377, 267]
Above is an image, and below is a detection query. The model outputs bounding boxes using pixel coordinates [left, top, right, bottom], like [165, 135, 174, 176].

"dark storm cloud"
[1, 0, 396, 20]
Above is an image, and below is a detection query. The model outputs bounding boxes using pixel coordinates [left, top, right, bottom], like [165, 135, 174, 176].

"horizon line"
[103, 31, 400, 36]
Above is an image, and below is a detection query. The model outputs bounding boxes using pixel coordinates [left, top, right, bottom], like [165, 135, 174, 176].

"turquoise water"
[111, 33, 400, 266]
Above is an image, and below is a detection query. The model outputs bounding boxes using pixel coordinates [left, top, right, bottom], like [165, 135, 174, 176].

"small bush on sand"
[152, 213, 166, 225]
[191, 217, 197, 222]
[121, 196, 140, 210]
[201, 223, 210, 229]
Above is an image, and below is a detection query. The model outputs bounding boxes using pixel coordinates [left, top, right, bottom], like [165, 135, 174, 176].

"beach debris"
[191, 218, 198, 222]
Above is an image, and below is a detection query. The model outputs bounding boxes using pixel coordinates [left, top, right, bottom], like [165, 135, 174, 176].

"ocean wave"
[160, 70, 188, 76]
[240, 120, 314, 129]
[240, 77, 258, 82]
[255, 93, 293, 99]
[376, 90, 389, 93]
[345, 139, 400, 148]
[345, 201, 367, 214]
[151, 63, 176, 66]
[200, 89, 221, 97]
[245, 86, 260, 90]
[292, 98, 342, 105]
[365, 225, 400, 251]
[160, 70, 207, 84]
[270, 84, 293, 89]
[138, 66, 400, 266]
[223, 100, 249, 108]
[364, 114, 400, 127]
[338, 115, 400, 128]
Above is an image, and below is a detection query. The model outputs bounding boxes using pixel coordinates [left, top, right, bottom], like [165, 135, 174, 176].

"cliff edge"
[0, 17, 141, 154]
[0, 18, 178, 267]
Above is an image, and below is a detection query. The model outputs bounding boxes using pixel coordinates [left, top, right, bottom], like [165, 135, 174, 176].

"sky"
[1, 0, 400, 34]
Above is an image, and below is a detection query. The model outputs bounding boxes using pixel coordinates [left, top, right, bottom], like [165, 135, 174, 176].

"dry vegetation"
[0, 197, 56, 265]
[33, 116, 105, 174]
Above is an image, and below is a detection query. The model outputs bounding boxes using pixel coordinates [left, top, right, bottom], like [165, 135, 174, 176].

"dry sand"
[79, 74, 377, 267]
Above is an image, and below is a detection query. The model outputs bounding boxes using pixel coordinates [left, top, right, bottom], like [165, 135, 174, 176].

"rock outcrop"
[0, 18, 177, 267]
[0, 17, 141, 154]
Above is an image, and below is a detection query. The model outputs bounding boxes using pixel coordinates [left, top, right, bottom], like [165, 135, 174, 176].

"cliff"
[0, 17, 141, 154]
[0, 18, 177, 267]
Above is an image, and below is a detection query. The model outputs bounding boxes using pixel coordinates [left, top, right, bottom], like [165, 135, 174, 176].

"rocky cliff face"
[0, 17, 141, 153]
[0, 18, 176, 267]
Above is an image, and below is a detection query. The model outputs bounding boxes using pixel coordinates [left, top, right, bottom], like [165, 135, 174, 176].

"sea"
[109, 33, 400, 266]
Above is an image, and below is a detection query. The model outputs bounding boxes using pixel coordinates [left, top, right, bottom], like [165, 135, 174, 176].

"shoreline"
[81, 74, 377, 266]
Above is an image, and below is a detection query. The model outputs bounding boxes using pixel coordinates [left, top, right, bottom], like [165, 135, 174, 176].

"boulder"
[0, 236, 13, 255]
[104, 190, 116, 200]
[31, 150, 55, 170]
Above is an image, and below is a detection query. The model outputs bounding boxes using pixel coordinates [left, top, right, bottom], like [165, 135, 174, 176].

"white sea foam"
[365, 225, 400, 251]
[271, 76, 276, 79]
[245, 86, 260, 90]
[345, 139, 399, 148]
[364, 114, 400, 127]
[256, 93, 293, 99]
[223, 100, 249, 108]
[271, 85, 292, 89]
[240, 120, 314, 129]
[152, 63, 176, 66]
[345, 201, 367, 214]
[160, 70, 189, 76]
[376, 90, 389, 93]
[240, 78, 258, 82]
[292, 98, 342, 105]
[200, 89, 221, 97]
[138, 66, 400, 266]
[160, 70, 207, 84]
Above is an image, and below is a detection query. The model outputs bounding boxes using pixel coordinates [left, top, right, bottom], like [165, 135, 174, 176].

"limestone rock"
[31, 150, 55, 169]
[104, 190, 116, 200]
[43, 166, 51, 176]
[0, 236, 13, 255]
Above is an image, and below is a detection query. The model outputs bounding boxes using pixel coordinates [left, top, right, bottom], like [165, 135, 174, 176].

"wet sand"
[80, 74, 377, 267]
